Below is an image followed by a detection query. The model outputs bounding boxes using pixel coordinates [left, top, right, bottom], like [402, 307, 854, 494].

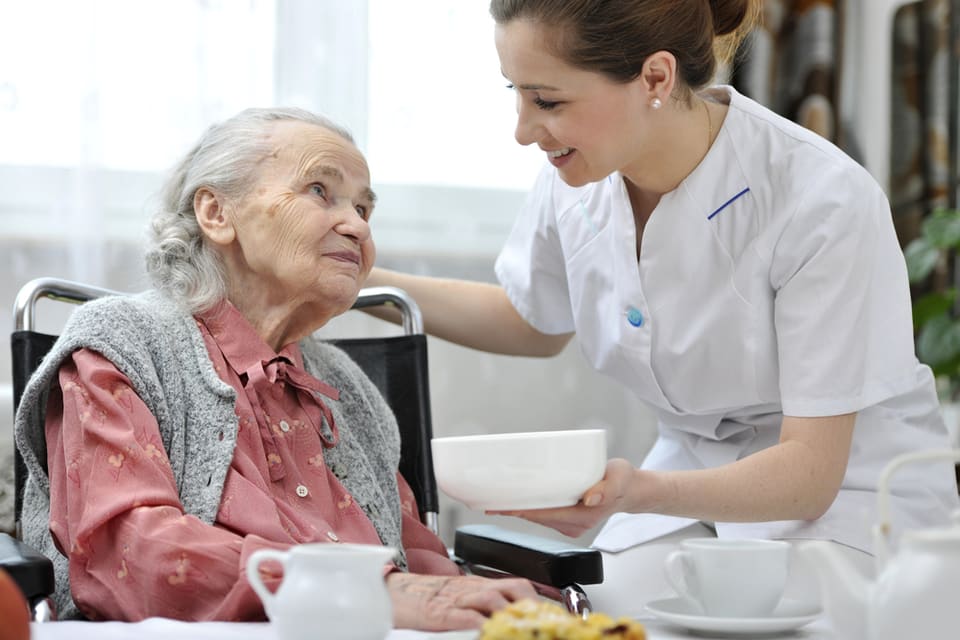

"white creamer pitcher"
[247, 542, 396, 640]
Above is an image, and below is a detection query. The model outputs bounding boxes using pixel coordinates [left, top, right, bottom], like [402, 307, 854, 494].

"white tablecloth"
[30, 615, 835, 639]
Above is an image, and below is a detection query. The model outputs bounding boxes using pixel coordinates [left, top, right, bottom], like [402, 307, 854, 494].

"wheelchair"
[1, 277, 602, 621]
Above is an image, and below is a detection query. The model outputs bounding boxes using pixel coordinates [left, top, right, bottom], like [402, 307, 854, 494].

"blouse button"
[279, 420, 291, 432]
[326, 531, 340, 542]
[626, 306, 644, 327]
[296, 484, 309, 498]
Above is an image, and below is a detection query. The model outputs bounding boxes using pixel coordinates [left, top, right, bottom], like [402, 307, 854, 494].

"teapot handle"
[246, 548, 289, 613]
[874, 448, 960, 568]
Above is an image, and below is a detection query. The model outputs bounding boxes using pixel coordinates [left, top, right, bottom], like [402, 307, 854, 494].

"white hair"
[144, 107, 355, 313]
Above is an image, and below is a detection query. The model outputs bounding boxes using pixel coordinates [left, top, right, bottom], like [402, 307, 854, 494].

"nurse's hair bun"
[708, 0, 752, 37]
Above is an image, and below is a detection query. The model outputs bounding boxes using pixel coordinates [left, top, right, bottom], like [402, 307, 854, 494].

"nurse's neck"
[623, 97, 724, 256]
[624, 180, 660, 258]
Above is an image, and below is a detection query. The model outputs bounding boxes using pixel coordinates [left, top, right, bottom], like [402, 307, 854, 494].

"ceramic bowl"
[431, 429, 607, 510]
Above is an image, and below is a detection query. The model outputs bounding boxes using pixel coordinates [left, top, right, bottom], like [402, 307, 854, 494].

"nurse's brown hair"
[489, 0, 760, 92]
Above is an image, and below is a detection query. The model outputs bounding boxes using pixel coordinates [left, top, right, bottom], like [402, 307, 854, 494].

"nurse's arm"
[632, 413, 856, 523]
[362, 267, 573, 356]
[494, 413, 856, 538]
[661, 413, 855, 520]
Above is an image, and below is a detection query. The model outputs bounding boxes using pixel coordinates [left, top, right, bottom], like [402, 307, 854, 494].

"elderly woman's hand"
[488, 458, 648, 538]
[386, 572, 537, 630]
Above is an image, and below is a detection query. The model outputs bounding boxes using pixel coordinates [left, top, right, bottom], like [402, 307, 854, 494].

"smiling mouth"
[547, 147, 573, 158]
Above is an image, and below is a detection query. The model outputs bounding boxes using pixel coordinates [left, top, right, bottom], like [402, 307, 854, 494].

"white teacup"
[664, 538, 790, 618]
[247, 543, 396, 640]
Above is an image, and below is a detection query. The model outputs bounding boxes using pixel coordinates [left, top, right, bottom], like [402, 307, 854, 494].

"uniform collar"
[674, 85, 752, 224]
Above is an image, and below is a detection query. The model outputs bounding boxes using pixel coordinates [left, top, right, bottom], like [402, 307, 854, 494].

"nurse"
[366, 0, 960, 616]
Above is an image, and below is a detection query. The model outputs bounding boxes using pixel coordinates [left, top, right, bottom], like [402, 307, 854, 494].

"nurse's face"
[495, 19, 650, 187]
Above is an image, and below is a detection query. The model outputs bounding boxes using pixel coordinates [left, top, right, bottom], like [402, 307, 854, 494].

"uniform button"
[279, 420, 291, 432]
[296, 484, 309, 498]
[326, 531, 340, 542]
[626, 306, 644, 327]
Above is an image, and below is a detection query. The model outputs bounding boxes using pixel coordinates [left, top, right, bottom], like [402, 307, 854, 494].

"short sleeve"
[771, 165, 918, 416]
[494, 164, 576, 334]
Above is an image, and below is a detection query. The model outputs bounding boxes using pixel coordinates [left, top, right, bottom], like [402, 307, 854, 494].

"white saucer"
[644, 597, 821, 635]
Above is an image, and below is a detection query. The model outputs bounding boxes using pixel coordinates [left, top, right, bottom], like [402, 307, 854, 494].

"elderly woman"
[13, 107, 535, 627]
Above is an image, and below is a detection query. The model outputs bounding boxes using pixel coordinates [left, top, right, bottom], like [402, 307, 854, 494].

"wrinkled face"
[226, 121, 376, 316]
[495, 19, 648, 186]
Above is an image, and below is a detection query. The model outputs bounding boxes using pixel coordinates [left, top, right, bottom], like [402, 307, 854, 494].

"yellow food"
[481, 599, 646, 640]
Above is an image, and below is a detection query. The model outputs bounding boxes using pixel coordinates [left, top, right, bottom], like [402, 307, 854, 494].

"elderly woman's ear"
[194, 187, 236, 246]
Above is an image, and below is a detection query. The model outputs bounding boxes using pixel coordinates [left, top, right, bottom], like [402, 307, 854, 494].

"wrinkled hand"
[488, 458, 639, 538]
[386, 572, 537, 631]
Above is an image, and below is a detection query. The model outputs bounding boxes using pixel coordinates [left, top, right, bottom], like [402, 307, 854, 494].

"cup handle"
[246, 548, 288, 612]
[663, 549, 699, 607]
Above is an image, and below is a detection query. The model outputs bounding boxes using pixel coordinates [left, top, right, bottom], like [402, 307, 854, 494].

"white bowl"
[431, 429, 607, 510]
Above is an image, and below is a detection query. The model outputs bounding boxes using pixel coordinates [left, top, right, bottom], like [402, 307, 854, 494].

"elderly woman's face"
[226, 121, 376, 317]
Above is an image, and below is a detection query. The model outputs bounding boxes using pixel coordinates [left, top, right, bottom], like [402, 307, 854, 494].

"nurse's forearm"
[643, 447, 834, 522]
[630, 414, 856, 522]
[363, 267, 572, 356]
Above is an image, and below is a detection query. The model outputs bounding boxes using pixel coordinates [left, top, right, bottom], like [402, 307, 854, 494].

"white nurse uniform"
[495, 85, 960, 556]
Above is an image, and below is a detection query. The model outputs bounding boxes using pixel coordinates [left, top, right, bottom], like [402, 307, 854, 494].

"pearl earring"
[651, 98, 662, 110]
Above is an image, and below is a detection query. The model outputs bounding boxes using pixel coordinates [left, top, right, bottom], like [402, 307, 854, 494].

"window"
[0, 0, 275, 171]
[0, 0, 536, 254]
[367, 0, 541, 190]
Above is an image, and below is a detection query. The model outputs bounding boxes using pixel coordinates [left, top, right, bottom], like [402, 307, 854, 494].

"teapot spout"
[799, 541, 871, 640]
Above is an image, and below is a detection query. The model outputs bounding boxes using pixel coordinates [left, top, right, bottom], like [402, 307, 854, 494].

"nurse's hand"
[488, 458, 653, 538]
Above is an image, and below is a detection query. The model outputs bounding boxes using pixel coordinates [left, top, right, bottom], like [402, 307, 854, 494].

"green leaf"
[912, 290, 956, 328]
[931, 353, 960, 382]
[921, 208, 960, 248]
[904, 238, 940, 282]
[917, 314, 960, 369]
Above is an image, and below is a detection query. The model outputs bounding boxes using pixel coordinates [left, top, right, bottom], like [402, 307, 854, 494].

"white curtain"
[0, 0, 275, 289]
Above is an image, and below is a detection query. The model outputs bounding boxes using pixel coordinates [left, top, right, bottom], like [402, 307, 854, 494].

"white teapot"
[802, 449, 960, 640]
[247, 542, 396, 640]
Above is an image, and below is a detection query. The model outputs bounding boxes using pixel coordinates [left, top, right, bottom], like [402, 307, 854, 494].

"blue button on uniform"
[626, 306, 644, 327]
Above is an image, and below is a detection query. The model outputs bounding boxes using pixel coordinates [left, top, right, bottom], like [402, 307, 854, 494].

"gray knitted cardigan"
[14, 290, 406, 619]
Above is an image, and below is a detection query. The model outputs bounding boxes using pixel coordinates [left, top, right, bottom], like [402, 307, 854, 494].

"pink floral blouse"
[44, 301, 458, 621]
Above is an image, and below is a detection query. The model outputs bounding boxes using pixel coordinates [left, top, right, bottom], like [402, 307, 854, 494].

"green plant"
[904, 207, 960, 397]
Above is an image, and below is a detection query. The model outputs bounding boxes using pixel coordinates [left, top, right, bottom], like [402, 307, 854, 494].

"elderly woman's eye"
[310, 183, 326, 199]
[355, 205, 369, 220]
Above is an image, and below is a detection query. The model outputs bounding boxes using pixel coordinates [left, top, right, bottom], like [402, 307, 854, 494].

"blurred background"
[0, 0, 958, 546]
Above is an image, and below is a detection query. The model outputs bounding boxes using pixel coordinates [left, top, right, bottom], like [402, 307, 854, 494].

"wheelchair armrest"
[453, 524, 603, 588]
[0, 532, 55, 604]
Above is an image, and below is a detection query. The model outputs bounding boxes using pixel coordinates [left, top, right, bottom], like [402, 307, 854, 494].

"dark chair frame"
[2, 277, 602, 621]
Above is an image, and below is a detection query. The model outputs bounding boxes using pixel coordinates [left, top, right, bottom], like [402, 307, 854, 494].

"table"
[30, 615, 835, 639]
